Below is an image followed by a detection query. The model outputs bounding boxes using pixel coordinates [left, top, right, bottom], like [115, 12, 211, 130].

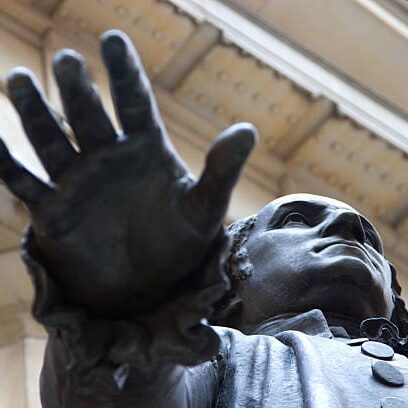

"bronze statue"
[1, 30, 408, 407]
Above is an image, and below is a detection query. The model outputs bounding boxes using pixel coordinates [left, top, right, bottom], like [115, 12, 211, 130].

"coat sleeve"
[40, 334, 220, 407]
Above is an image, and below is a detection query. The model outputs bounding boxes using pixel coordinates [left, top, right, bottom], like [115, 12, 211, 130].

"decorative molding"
[0, 0, 52, 34]
[356, 0, 408, 41]
[0, 10, 41, 48]
[35, 0, 67, 16]
[273, 98, 334, 159]
[157, 88, 285, 191]
[156, 22, 220, 91]
[395, 0, 408, 13]
[167, 0, 408, 153]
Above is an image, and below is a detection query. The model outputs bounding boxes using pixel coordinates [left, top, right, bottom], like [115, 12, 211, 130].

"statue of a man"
[1, 30, 408, 407]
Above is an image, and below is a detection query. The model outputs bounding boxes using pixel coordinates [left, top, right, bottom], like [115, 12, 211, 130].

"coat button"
[361, 341, 394, 360]
[372, 361, 404, 387]
[381, 397, 408, 407]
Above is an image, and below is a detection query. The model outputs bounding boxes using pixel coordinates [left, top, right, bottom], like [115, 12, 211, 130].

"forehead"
[257, 194, 356, 221]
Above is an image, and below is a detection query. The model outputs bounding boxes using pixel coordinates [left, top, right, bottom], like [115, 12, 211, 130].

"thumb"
[185, 123, 258, 237]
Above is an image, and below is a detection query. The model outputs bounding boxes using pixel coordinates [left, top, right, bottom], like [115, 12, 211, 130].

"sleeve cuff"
[21, 225, 230, 377]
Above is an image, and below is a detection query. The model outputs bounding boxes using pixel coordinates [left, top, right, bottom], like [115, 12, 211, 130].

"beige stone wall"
[0, 341, 27, 408]
[24, 339, 46, 408]
[0, 338, 46, 408]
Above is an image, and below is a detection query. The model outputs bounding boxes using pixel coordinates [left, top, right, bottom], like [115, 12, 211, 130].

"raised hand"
[1, 30, 257, 317]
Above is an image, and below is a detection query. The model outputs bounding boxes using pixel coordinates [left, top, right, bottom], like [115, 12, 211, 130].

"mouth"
[316, 240, 369, 256]
[311, 240, 384, 295]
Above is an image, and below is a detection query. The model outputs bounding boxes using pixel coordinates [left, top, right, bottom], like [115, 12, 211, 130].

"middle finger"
[53, 49, 117, 153]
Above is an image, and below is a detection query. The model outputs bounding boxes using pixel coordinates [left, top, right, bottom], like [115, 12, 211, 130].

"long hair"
[211, 215, 256, 327]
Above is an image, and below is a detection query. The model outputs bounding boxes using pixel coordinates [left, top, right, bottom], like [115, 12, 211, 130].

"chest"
[216, 331, 408, 408]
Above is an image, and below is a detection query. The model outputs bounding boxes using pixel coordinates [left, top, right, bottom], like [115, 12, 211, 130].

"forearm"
[41, 333, 220, 408]
[24, 226, 225, 407]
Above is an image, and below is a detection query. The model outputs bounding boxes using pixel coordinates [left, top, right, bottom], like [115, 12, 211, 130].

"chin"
[310, 254, 385, 292]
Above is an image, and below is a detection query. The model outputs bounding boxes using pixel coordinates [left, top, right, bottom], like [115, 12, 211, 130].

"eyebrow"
[268, 201, 327, 228]
[268, 200, 384, 253]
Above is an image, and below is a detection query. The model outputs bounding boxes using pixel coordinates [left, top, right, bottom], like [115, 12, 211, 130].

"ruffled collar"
[248, 309, 334, 338]
[247, 310, 408, 357]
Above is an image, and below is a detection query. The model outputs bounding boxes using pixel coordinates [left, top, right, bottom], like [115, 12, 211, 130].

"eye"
[281, 212, 310, 227]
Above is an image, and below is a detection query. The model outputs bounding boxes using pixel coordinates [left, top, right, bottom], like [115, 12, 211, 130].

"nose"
[321, 210, 366, 244]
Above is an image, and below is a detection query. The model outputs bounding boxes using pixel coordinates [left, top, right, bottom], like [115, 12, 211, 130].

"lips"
[313, 240, 378, 285]
[316, 240, 368, 256]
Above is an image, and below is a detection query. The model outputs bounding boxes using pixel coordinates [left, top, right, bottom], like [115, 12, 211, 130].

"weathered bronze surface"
[1, 30, 408, 407]
[372, 361, 405, 387]
[362, 341, 394, 360]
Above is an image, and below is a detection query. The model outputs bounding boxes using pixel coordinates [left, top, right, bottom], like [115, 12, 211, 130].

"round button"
[372, 361, 404, 387]
[361, 341, 394, 360]
[381, 397, 408, 408]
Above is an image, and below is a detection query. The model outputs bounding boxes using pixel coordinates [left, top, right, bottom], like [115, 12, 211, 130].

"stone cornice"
[168, 0, 408, 153]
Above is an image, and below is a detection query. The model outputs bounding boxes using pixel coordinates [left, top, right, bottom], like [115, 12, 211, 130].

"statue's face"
[238, 194, 394, 328]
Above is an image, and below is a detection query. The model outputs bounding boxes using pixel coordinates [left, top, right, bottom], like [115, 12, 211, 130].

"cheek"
[248, 231, 316, 267]
[245, 231, 317, 294]
[245, 231, 319, 289]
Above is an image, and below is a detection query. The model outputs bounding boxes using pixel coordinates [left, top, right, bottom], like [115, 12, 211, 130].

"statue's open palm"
[0, 31, 256, 316]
